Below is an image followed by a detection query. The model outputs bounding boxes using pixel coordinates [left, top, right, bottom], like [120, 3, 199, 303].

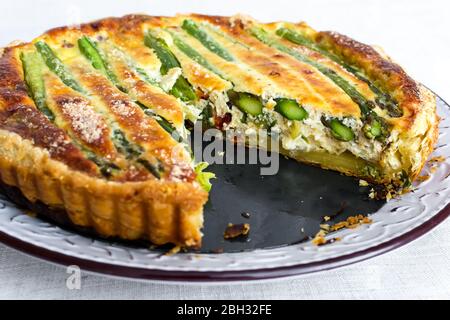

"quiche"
[0, 14, 439, 247]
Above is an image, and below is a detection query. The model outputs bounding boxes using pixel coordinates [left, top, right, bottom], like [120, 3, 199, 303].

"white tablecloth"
[1, 219, 449, 299]
[1, 0, 450, 300]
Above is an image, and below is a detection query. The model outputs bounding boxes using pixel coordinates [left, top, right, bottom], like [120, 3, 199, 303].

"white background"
[1, 0, 450, 299]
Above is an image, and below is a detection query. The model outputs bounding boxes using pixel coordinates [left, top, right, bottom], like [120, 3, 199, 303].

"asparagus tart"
[0, 14, 438, 247]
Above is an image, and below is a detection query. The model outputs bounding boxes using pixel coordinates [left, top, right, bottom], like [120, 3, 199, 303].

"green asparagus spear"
[137, 159, 162, 180]
[79, 44, 185, 141]
[320, 68, 374, 116]
[363, 120, 381, 139]
[139, 105, 183, 143]
[35, 41, 84, 93]
[170, 32, 225, 78]
[203, 23, 251, 49]
[170, 76, 198, 102]
[101, 43, 159, 86]
[21, 51, 122, 178]
[156, 117, 183, 142]
[182, 19, 234, 61]
[31, 42, 162, 178]
[112, 129, 144, 159]
[78, 37, 109, 75]
[112, 128, 162, 179]
[144, 32, 181, 74]
[228, 91, 263, 116]
[374, 92, 402, 118]
[78, 36, 125, 91]
[144, 32, 197, 102]
[253, 27, 394, 141]
[276, 27, 402, 117]
[78, 41, 185, 144]
[85, 151, 120, 178]
[20, 52, 55, 121]
[276, 28, 327, 55]
[277, 27, 365, 81]
[321, 117, 355, 142]
[250, 27, 374, 117]
[363, 115, 388, 140]
[275, 98, 308, 121]
[200, 104, 215, 128]
[330, 120, 355, 142]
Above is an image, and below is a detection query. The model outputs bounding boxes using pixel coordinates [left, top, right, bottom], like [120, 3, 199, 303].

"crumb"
[386, 191, 393, 201]
[224, 223, 250, 239]
[359, 179, 369, 187]
[429, 156, 446, 163]
[311, 229, 342, 246]
[317, 237, 341, 246]
[312, 236, 327, 246]
[330, 214, 373, 232]
[165, 246, 181, 256]
[241, 212, 251, 219]
[368, 185, 399, 201]
[311, 229, 327, 246]
[361, 217, 372, 224]
[323, 216, 331, 222]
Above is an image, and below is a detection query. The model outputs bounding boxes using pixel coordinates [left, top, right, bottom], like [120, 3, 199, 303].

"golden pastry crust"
[0, 129, 206, 246]
[0, 14, 439, 248]
[0, 39, 207, 248]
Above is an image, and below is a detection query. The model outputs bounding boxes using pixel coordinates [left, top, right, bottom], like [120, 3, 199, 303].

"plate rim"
[0, 202, 449, 282]
[0, 91, 449, 283]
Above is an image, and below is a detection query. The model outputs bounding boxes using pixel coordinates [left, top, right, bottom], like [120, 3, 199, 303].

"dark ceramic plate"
[0, 94, 449, 282]
[200, 143, 384, 253]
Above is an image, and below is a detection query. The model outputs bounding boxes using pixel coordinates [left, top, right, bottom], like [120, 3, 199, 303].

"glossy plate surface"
[0, 95, 449, 282]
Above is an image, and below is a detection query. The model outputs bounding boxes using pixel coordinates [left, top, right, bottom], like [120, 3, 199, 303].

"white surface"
[1, 220, 449, 299]
[1, 0, 450, 299]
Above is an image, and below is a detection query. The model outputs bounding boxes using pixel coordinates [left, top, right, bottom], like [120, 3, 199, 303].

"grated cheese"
[110, 99, 136, 117]
[61, 98, 105, 144]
